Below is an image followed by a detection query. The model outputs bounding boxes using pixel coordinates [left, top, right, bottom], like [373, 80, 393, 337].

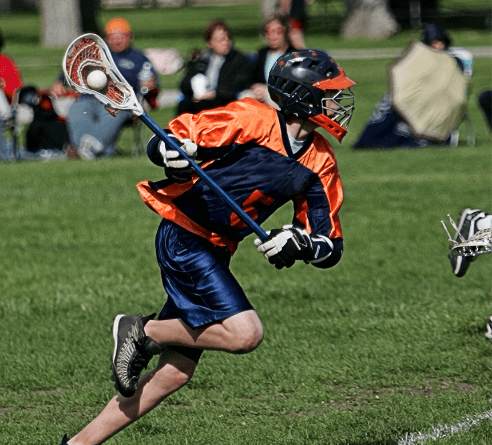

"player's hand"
[254, 227, 313, 269]
[159, 136, 197, 183]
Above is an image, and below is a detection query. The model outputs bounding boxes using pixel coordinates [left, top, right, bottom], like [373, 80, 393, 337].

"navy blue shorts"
[155, 219, 254, 329]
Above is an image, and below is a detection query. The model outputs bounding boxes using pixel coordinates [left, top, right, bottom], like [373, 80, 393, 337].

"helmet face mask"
[268, 50, 356, 142]
[321, 88, 355, 129]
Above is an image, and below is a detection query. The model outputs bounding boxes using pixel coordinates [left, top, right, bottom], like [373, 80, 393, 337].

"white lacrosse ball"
[87, 70, 107, 90]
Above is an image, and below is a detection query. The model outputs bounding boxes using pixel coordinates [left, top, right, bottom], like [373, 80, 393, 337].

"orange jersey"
[137, 98, 343, 254]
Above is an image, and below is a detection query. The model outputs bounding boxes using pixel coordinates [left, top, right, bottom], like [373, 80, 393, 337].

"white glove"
[254, 226, 313, 269]
[159, 137, 197, 169]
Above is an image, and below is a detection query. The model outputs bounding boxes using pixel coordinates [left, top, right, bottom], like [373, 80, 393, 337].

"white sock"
[476, 214, 492, 231]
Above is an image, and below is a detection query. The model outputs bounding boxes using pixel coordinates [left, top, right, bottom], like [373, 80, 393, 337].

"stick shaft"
[139, 112, 268, 241]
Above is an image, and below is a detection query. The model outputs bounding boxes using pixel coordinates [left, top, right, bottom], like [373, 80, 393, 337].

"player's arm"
[255, 169, 344, 270]
[147, 132, 197, 182]
[254, 225, 343, 270]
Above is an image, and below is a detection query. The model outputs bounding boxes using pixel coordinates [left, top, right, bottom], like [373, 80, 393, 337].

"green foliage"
[0, 4, 491, 444]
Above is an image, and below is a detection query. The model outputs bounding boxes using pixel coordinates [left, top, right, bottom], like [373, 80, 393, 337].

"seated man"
[51, 17, 159, 160]
[17, 86, 69, 160]
[176, 19, 252, 116]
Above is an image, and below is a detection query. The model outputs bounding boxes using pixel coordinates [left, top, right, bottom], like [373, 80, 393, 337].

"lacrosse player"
[447, 208, 492, 342]
[448, 208, 492, 277]
[59, 49, 355, 445]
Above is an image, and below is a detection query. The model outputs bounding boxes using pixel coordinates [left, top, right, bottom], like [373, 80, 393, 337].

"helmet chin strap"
[308, 114, 347, 142]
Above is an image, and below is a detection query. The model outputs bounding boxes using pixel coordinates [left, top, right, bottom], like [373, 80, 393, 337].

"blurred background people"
[248, 14, 297, 107]
[16, 86, 69, 160]
[176, 19, 252, 116]
[0, 28, 23, 161]
[353, 23, 469, 149]
[51, 17, 159, 160]
[422, 21, 450, 51]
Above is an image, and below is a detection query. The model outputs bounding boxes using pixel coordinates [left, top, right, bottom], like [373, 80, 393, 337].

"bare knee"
[229, 320, 264, 354]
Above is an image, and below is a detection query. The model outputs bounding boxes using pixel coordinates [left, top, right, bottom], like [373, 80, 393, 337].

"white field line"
[398, 410, 492, 444]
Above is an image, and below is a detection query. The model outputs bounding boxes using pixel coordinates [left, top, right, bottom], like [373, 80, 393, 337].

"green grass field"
[1, 3, 492, 444]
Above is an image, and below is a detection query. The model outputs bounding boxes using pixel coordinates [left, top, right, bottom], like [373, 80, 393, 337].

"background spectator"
[176, 19, 252, 116]
[51, 17, 159, 160]
[422, 21, 450, 51]
[248, 14, 297, 107]
[19, 87, 69, 159]
[0, 28, 23, 161]
[353, 23, 468, 149]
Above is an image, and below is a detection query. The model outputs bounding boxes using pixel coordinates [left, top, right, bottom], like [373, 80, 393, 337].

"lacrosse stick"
[63, 33, 268, 241]
[441, 214, 492, 257]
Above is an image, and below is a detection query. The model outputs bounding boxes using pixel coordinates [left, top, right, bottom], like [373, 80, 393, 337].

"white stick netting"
[441, 215, 492, 257]
[63, 34, 143, 116]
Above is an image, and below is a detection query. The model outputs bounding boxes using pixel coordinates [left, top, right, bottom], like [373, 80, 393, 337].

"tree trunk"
[342, 0, 399, 39]
[39, 0, 82, 47]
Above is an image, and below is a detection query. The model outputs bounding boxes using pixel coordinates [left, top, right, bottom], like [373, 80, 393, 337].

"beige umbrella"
[388, 40, 469, 141]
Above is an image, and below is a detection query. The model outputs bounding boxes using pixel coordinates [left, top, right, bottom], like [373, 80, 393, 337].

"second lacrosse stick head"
[63, 33, 144, 116]
[450, 228, 492, 257]
[441, 214, 492, 258]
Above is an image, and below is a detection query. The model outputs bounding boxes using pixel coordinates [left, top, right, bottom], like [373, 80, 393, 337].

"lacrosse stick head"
[441, 215, 492, 258]
[450, 228, 492, 257]
[63, 33, 144, 116]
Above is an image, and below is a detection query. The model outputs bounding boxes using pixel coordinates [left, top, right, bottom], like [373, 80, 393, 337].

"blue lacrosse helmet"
[268, 49, 356, 142]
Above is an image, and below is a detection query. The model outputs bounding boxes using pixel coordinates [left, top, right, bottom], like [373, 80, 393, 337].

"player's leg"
[144, 309, 264, 354]
[111, 312, 263, 398]
[111, 219, 264, 397]
[150, 219, 264, 353]
[65, 348, 198, 445]
[111, 312, 263, 399]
